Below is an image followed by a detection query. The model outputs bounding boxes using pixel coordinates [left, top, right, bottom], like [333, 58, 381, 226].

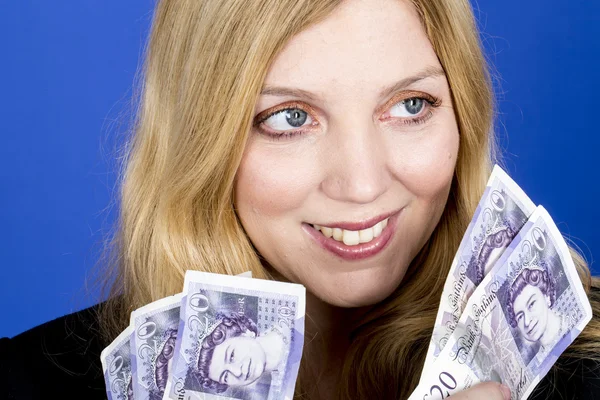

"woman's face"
[208, 334, 266, 387]
[512, 284, 550, 343]
[235, 0, 459, 307]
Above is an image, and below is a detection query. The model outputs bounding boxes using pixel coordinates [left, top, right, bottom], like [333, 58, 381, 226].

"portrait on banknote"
[496, 225, 584, 373]
[183, 312, 289, 398]
[165, 279, 303, 400]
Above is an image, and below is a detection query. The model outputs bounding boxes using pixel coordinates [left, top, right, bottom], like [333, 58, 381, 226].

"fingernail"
[499, 384, 511, 400]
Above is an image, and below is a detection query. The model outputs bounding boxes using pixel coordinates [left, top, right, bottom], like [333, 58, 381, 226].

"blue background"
[1, 1, 598, 338]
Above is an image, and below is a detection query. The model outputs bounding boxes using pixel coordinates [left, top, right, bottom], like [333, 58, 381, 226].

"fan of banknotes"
[101, 165, 592, 400]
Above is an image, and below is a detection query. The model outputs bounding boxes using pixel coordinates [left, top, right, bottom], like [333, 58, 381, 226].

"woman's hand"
[447, 382, 511, 400]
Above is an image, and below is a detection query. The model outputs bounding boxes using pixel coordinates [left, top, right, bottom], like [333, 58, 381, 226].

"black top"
[1, 304, 600, 399]
[0, 305, 106, 399]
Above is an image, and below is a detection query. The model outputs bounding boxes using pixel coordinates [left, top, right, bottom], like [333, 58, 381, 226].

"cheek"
[388, 122, 459, 202]
[235, 141, 319, 220]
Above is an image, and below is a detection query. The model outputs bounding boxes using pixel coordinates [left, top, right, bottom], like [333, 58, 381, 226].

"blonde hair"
[99, 0, 600, 398]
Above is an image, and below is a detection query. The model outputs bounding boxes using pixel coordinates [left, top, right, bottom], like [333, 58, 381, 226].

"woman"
[2, 0, 599, 399]
[190, 314, 288, 397]
[507, 267, 565, 351]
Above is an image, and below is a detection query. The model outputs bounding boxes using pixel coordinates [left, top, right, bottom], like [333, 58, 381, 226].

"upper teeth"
[313, 218, 388, 246]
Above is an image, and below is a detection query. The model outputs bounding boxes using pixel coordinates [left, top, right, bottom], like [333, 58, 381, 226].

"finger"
[448, 382, 511, 400]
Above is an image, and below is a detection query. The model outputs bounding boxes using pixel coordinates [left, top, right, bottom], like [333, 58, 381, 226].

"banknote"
[163, 271, 306, 400]
[410, 206, 592, 400]
[101, 325, 135, 400]
[422, 165, 536, 375]
[130, 293, 183, 400]
[129, 272, 252, 400]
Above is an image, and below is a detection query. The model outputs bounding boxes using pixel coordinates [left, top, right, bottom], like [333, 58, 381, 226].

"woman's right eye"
[229, 349, 235, 363]
[262, 108, 312, 131]
[223, 371, 229, 383]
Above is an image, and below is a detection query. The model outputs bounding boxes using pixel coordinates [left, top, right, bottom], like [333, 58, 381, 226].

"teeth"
[332, 228, 343, 241]
[373, 221, 383, 238]
[342, 230, 360, 246]
[313, 218, 389, 246]
[359, 228, 374, 243]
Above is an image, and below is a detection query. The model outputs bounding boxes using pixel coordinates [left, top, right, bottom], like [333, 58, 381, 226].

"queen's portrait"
[507, 267, 565, 351]
[190, 314, 288, 395]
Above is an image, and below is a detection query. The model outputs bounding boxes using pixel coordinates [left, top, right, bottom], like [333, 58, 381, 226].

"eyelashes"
[253, 92, 443, 141]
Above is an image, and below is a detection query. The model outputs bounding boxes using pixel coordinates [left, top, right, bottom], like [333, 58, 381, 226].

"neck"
[262, 262, 374, 399]
[300, 291, 373, 400]
[257, 332, 285, 371]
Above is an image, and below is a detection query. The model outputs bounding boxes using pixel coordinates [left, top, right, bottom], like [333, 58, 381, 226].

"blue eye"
[229, 349, 235, 363]
[263, 108, 311, 130]
[224, 371, 229, 383]
[389, 97, 425, 117]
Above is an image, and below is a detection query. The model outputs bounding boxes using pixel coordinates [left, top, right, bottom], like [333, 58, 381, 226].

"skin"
[235, 0, 457, 309]
[234, 0, 506, 398]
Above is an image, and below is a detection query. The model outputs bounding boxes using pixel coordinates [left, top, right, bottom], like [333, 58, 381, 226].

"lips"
[310, 209, 399, 231]
[303, 209, 401, 261]
[527, 321, 538, 336]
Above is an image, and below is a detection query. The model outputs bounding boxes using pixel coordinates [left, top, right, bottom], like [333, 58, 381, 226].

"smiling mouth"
[310, 218, 389, 246]
[303, 210, 401, 261]
[527, 322, 538, 336]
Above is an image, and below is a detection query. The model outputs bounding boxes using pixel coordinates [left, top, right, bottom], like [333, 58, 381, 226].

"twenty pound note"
[129, 273, 252, 400]
[101, 325, 135, 400]
[410, 206, 592, 400]
[130, 293, 183, 400]
[422, 165, 536, 376]
[163, 271, 306, 400]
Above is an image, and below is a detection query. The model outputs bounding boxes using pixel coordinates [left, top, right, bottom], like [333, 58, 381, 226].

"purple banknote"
[410, 206, 592, 400]
[101, 325, 135, 400]
[423, 165, 536, 376]
[163, 271, 306, 400]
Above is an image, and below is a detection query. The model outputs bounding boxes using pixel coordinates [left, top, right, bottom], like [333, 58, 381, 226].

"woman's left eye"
[389, 97, 427, 117]
[529, 300, 536, 310]
[229, 349, 235, 363]
[262, 108, 313, 131]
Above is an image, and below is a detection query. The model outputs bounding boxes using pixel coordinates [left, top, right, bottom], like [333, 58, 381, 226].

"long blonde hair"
[99, 0, 600, 398]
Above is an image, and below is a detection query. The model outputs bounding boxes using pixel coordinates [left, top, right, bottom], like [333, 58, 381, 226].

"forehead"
[263, 0, 440, 100]
[514, 285, 541, 308]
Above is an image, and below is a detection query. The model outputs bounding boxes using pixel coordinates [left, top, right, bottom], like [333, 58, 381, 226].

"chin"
[306, 268, 406, 308]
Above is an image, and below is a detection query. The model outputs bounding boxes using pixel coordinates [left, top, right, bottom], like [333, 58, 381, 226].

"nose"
[320, 121, 390, 204]
[524, 311, 533, 329]
[228, 361, 244, 379]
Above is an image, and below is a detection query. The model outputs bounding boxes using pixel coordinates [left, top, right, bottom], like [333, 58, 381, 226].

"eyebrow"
[259, 65, 446, 101]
